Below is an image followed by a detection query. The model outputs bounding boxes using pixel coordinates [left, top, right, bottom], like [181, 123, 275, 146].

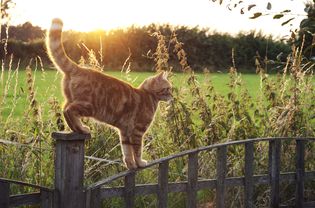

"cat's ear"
[162, 71, 169, 80]
[157, 71, 164, 79]
[157, 71, 168, 80]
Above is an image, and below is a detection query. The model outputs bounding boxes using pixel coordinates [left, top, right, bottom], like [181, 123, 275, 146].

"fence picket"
[157, 161, 169, 208]
[40, 189, 53, 208]
[269, 140, 281, 208]
[187, 152, 198, 208]
[89, 187, 101, 208]
[216, 146, 227, 208]
[124, 172, 136, 208]
[0, 181, 9, 208]
[295, 139, 305, 207]
[244, 142, 254, 208]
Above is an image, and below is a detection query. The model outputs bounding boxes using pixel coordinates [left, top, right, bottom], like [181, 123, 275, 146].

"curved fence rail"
[86, 137, 315, 208]
[0, 177, 53, 208]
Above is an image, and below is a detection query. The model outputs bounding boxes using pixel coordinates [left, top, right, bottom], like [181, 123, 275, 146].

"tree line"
[0, 22, 291, 72]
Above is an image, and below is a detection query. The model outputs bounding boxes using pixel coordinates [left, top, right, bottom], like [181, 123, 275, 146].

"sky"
[9, 0, 307, 38]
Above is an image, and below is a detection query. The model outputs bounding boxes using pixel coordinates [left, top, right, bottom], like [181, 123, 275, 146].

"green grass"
[0, 69, 265, 118]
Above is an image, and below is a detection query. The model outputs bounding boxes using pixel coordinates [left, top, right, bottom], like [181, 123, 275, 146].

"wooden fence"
[0, 133, 315, 208]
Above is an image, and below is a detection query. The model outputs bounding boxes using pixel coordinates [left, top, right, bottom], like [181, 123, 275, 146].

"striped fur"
[46, 18, 172, 169]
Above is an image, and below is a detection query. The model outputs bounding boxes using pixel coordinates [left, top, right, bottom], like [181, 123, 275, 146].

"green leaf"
[267, 2, 272, 10]
[281, 18, 295, 26]
[273, 14, 284, 19]
[250, 12, 262, 19]
[248, 4, 256, 11]
[240, 8, 244, 14]
[281, 9, 291, 13]
[227, 4, 232, 11]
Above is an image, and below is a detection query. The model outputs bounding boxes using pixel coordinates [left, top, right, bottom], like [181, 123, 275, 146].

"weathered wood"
[304, 201, 315, 207]
[135, 183, 158, 195]
[9, 192, 40, 207]
[187, 152, 198, 208]
[100, 184, 158, 199]
[89, 188, 101, 208]
[2, 137, 315, 207]
[124, 172, 136, 208]
[157, 161, 169, 208]
[40, 190, 53, 208]
[95, 170, 315, 199]
[0, 177, 51, 191]
[244, 142, 254, 208]
[197, 179, 216, 190]
[52, 131, 91, 141]
[216, 146, 227, 208]
[0, 181, 9, 208]
[53, 132, 89, 208]
[295, 139, 305, 208]
[87, 137, 315, 190]
[269, 140, 281, 208]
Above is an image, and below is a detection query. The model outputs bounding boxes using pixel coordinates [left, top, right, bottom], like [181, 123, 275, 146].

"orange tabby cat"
[46, 18, 172, 169]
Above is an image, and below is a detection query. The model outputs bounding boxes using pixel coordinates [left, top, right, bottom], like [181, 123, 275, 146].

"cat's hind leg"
[63, 101, 93, 134]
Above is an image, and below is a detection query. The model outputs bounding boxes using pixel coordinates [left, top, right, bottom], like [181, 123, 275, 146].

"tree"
[297, 2, 315, 59]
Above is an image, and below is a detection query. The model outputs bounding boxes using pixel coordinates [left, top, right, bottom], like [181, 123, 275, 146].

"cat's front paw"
[136, 159, 148, 168]
[124, 158, 137, 170]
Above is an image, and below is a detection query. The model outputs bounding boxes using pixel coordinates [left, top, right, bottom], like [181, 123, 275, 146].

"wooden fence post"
[52, 132, 91, 208]
[124, 172, 136, 208]
[187, 152, 198, 208]
[40, 189, 54, 208]
[0, 181, 10, 208]
[269, 140, 281, 208]
[295, 139, 305, 207]
[216, 146, 227, 208]
[89, 187, 101, 208]
[157, 161, 169, 208]
[244, 142, 254, 208]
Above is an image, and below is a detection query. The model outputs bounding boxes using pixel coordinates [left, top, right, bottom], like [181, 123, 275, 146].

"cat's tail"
[46, 18, 78, 74]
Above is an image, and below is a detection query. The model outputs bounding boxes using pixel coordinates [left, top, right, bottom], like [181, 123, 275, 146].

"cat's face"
[140, 71, 172, 101]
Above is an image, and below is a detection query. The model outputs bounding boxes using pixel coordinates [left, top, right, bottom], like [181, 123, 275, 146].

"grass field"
[0, 68, 266, 118]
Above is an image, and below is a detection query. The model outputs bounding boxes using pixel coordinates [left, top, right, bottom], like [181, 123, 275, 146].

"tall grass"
[0, 29, 314, 207]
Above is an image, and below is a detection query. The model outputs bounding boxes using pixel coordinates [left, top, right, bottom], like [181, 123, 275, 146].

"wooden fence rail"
[0, 177, 54, 208]
[86, 137, 315, 208]
[1, 133, 315, 208]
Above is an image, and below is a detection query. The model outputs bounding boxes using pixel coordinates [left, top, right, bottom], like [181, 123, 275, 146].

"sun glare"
[13, 0, 148, 31]
[11, 0, 306, 36]
[55, 0, 136, 31]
